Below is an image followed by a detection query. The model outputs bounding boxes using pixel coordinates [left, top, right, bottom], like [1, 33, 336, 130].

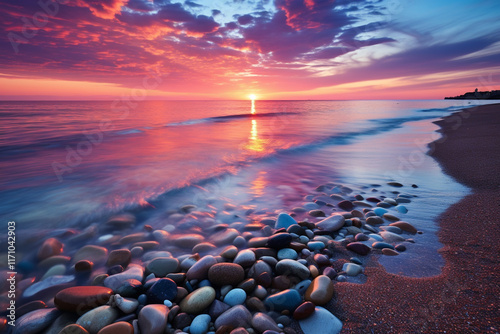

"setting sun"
[249, 94, 257, 100]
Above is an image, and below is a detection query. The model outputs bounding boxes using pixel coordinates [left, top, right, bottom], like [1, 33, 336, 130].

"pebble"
[220, 245, 239, 259]
[366, 216, 384, 225]
[277, 248, 298, 260]
[214, 305, 252, 329]
[372, 208, 388, 217]
[103, 265, 144, 291]
[264, 289, 302, 312]
[380, 231, 406, 243]
[13, 308, 60, 334]
[54, 286, 113, 314]
[309, 209, 326, 217]
[345, 242, 371, 256]
[355, 233, 369, 241]
[106, 249, 131, 268]
[59, 324, 89, 334]
[211, 229, 239, 246]
[23, 275, 75, 298]
[383, 213, 400, 221]
[307, 241, 325, 251]
[267, 233, 292, 249]
[337, 200, 354, 211]
[96, 321, 134, 334]
[173, 234, 205, 248]
[113, 294, 139, 313]
[382, 249, 400, 256]
[275, 259, 310, 280]
[275, 213, 298, 229]
[379, 226, 402, 234]
[146, 257, 180, 277]
[147, 278, 178, 304]
[38, 255, 71, 270]
[342, 263, 363, 276]
[73, 245, 108, 264]
[299, 306, 342, 334]
[179, 286, 216, 314]
[389, 221, 418, 234]
[208, 263, 245, 286]
[396, 205, 408, 213]
[305, 275, 334, 305]
[75, 260, 93, 273]
[42, 264, 66, 280]
[37, 238, 63, 261]
[186, 255, 218, 281]
[395, 244, 407, 252]
[223, 288, 247, 306]
[252, 312, 282, 333]
[372, 242, 395, 250]
[208, 299, 231, 319]
[387, 181, 403, 187]
[76, 306, 119, 334]
[190, 314, 211, 334]
[233, 249, 256, 267]
[138, 304, 168, 334]
[315, 214, 345, 232]
[293, 301, 315, 320]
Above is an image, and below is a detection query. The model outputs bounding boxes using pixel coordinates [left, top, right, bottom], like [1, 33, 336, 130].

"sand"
[333, 103, 500, 333]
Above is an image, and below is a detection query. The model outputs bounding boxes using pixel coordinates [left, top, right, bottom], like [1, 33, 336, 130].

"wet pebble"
[54, 286, 113, 314]
[76, 306, 119, 334]
[147, 278, 177, 304]
[180, 286, 216, 314]
[138, 304, 168, 334]
[299, 306, 342, 334]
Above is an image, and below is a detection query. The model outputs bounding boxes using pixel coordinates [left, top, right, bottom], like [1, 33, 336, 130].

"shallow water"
[0, 99, 495, 277]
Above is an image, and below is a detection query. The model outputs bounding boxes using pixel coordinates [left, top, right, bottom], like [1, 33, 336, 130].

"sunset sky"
[0, 0, 499, 100]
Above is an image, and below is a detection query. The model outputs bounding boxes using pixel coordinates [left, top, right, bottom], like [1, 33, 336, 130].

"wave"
[165, 112, 299, 127]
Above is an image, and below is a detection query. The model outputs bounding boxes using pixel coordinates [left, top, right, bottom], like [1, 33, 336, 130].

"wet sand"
[334, 103, 500, 333]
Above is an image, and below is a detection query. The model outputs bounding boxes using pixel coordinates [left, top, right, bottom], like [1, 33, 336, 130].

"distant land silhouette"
[445, 88, 500, 99]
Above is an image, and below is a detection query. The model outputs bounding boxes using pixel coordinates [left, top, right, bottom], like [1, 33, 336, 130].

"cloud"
[71, 0, 129, 19]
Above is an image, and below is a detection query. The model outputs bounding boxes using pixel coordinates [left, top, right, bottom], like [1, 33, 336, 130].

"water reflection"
[245, 100, 268, 152]
[250, 170, 267, 197]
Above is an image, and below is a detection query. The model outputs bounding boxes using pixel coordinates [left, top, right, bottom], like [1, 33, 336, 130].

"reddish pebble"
[106, 249, 132, 268]
[75, 260, 93, 272]
[293, 301, 315, 320]
[54, 286, 113, 315]
[37, 238, 63, 261]
[97, 321, 134, 334]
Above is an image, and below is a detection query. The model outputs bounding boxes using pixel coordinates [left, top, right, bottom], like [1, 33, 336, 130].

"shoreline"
[334, 103, 500, 333]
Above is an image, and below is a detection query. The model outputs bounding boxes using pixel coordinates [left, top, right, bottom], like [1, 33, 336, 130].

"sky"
[0, 0, 499, 100]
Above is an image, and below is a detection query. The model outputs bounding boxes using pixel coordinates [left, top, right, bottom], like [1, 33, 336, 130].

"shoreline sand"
[335, 103, 500, 333]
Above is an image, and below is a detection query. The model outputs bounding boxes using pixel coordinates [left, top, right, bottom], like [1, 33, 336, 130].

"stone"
[214, 305, 252, 330]
[76, 306, 119, 334]
[38, 255, 71, 270]
[383, 213, 400, 221]
[307, 241, 325, 251]
[309, 209, 326, 217]
[371, 242, 395, 250]
[380, 226, 402, 234]
[115, 279, 142, 297]
[138, 304, 169, 334]
[37, 238, 63, 261]
[252, 312, 281, 333]
[277, 248, 298, 260]
[58, 324, 89, 334]
[220, 245, 239, 259]
[382, 248, 400, 256]
[113, 294, 139, 313]
[294, 279, 312, 295]
[396, 205, 408, 213]
[233, 249, 256, 267]
[103, 264, 144, 291]
[372, 208, 388, 217]
[293, 301, 315, 320]
[54, 286, 113, 315]
[13, 308, 60, 334]
[316, 214, 345, 232]
[387, 181, 403, 187]
[193, 242, 217, 254]
[41, 264, 66, 280]
[106, 249, 132, 268]
[75, 260, 93, 273]
[267, 233, 292, 249]
[265, 289, 302, 312]
[299, 306, 342, 334]
[147, 278, 178, 304]
[230, 328, 250, 334]
[211, 228, 240, 246]
[23, 275, 75, 298]
[275, 259, 310, 280]
[395, 244, 407, 252]
[186, 255, 217, 281]
[146, 257, 180, 277]
[246, 296, 266, 312]
[238, 278, 256, 293]
[190, 314, 211, 334]
[354, 233, 369, 242]
[16, 301, 47, 318]
[380, 231, 406, 243]
[366, 216, 384, 225]
[97, 322, 134, 334]
[73, 245, 108, 264]
[342, 263, 363, 276]
[224, 288, 247, 306]
[179, 286, 216, 314]
[305, 275, 334, 306]
[208, 299, 231, 319]
[337, 200, 354, 211]
[173, 312, 192, 329]
[172, 234, 205, 248]
[346, 242, 371, 256]
[107, 265, 123, 276]
[389, 221, 418, 234]
[208, 263, 245, 286]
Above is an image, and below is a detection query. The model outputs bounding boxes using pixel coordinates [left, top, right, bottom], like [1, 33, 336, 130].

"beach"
[335, 103, 500, 333]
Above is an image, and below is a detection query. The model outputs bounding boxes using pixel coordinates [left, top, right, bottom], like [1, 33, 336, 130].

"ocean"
[0, 99, 495, 277]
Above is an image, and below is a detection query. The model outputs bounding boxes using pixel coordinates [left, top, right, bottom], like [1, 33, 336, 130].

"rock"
[395, 244, 407, 252]
[346, 242, 371, 256]
[147, 278, 178, 304]
[113, 294, 139, 313]
[13, 308, 60, 334]
[337, 200, 354, 211]
[252, 312, 281, 333]
[372, 208, 388, 217]
[59, 324, 89, 334]
[76, 306, 119, 334]
[38, 255, 71, 270]
[208, 263, 245, 286]
[74, 260, 93, 273]
[299, 306, 342, 334]
[389, 221, 417, 234]
[138, 304, 169, 334]
[115, 279, 142, 297]
[190, 314, 211, 334]
[41, 264, 66, 280]
[233, 249, 256, 267]
[103, 264, 143, 291]
[305, 275, 334, 306]
[97, 321, 134, 334]
[186, 255, 217, 281]
[220, 245, 239, 259]
[275, 259, 310, 280]
[380, 226, 402, 234]
[214, 305, 252, 329]
[37, 238, 63, 261]
[383, 213, 400, 221]
[265, 289, 302, 312]
[54, 286, 113, 314]
[396, 205, 408, 213]
[307, 241, 325, 251]
[366, 216, 384, 225]
[355, 233, 369, 242]
[371, 242, 395, 250]
[173, 312, 192, 329]
[106, 249, 132, 268]
[23, 275, 75, 298]
[16, 301, 46, 318]
[210, 228, 240, 246]
[179, 286, 216, 314]
[146, 257, 179, 277]
[382, 249, 400, 256]
[316, 214, 345, 232]
[223, 288, 247, 306]
[230, 328, 250, 334]
[309, 209, 326, 217]
[277, 248, 298, 260]
[267, 233, 292, 249]
[293, 301, 315, 320]
[387, 181, 403, 187]
[380, 231, 406, 243]
[342, 263, 363, 276]
[172, 234, 205, 248]
[73, 245, 108, 264]
[193, 242, 217, 254]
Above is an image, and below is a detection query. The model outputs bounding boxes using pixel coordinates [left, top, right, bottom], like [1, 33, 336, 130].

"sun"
[249, 94, 257, 100]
